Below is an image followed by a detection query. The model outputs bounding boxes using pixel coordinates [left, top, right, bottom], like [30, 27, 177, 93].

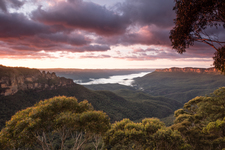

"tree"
[104, 118, 187, 150]
[153, 128, 190, 150]
[0, 96, 110, 150]
[203, 118, 225, 149]
[172, 87, 225, 149]
[170, 0, 225, 72]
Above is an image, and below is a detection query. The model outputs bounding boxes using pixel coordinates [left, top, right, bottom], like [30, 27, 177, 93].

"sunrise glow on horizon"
[0, 57, 213, 69]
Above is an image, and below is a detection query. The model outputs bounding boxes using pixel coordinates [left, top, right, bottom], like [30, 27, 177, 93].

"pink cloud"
[0, 0, 223, 60]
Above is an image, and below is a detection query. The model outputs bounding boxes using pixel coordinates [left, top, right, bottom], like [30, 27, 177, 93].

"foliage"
[85, 83, 183, 121]
[160, 114, 176, 126]
[0, 83, 182, 130]
[84, 83, 136, 92]
[172, 87, 225, 149]
[170, 0, 225, 72]
[213, 47, 225, 73]
[134, 71, 225, 103]
[0, 96, 110, 150]
[114, 89, 182, 110]
[104, 118, 188, 150]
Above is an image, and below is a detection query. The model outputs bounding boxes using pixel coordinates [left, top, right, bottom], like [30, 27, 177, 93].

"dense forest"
[1, 88, 225, 149]
[0, 85, 182, 129]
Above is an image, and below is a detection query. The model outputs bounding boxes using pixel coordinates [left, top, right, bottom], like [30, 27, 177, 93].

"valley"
[1, 65, 225, 149]
[41, 68, 154, 83]
[1, 65, 225, 129]
[85, 67, 225, 104]
[0, 66, 176, 129]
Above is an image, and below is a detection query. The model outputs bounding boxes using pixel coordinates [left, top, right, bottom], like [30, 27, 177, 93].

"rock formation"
[0, 65, 75, 96]
[155, 67, 221, 74]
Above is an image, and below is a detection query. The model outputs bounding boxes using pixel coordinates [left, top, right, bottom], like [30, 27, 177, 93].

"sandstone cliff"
[0, 65, 75, 96]
[155, 67, 221, 74]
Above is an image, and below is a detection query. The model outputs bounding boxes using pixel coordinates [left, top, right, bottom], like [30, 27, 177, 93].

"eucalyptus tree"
[104, 118, 187, 150]
[153, 128, 189, 150]
[0, 96, 110, 150]
[170, 0, 225, 72]
[172, 87, 225, 149]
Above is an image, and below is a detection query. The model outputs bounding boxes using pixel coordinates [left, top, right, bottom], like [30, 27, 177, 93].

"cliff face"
[155, 67, 220, 74]
[0, 65, 75, 96]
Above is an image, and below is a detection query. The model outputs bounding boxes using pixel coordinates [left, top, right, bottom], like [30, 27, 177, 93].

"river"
[75, 71, 152, 86]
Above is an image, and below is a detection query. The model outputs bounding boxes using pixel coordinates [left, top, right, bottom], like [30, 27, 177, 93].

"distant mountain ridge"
[133, 67, 225, 103]
[0, 65, 74, 96]
[42, 68, 154, 83]
[155, 67, 220, 74]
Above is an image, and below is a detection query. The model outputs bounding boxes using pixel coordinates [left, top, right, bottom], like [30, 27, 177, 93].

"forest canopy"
[0, 96, 110, 150]
[1, 88, 225, 149]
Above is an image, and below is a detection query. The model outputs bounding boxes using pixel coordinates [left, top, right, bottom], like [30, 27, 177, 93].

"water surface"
[76, 72, 151, 86]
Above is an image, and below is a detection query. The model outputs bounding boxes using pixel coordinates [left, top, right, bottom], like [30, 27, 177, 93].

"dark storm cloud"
[1, 30, 109, 53]
[8, 0, 24, 9]
[59, 44, 110, 52]
[118, 0, 175, 28]
[31, 0, 175, 37]
[76, 45, 110, 52]
[0, 0, 24, 12]
[32, 0, 130, 36]
[0, 0, 112, 55]
[0, 11, 104, 53]
[1, 35, 108, 52]
[121, 27, 171, 46]
[95, 25, 171, 47]
[37, 33, 90, 46]
[0, 0, 179, 56]
[0, 12, 50, 38]
[0, 0, 222, 59]
[0, 0, 7, 12]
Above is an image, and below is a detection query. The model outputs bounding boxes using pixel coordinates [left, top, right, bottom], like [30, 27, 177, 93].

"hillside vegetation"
[0, 83, 180, 129]
[84, 83, 136, 91]
[133, 71, 225, 103]
[84, 68, 225, 105]
[84, 68, 225, 125]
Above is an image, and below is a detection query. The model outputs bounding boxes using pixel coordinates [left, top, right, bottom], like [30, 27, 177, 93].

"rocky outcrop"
[0, 65, 75, 96]
[155, 67, 220, 74]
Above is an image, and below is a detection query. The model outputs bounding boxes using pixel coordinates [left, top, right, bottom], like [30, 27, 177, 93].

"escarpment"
[155, 67, 220, 74]
[0, 65, 75, 96]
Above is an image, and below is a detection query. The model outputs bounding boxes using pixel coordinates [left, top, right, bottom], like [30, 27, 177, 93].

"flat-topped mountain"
[134, 67, 225, 103]
[0, 65, 74, 96]
[155, 67, 220, 74]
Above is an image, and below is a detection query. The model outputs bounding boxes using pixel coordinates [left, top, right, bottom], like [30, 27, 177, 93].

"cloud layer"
[0, 0, 223, 60]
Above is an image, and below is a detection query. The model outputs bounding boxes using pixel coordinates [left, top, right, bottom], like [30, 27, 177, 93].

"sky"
[0, 0, 221, 69]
